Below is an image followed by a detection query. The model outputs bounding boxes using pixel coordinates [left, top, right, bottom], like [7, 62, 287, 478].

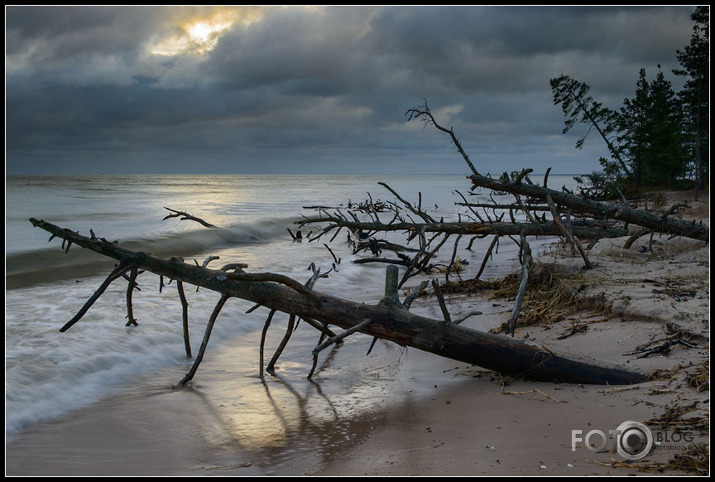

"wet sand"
[6, 191, 709, 476]
[6, 283, 708, 476]
[4, 313, 495, 476]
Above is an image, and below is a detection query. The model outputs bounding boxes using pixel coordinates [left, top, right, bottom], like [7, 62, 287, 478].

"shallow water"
[5, 173, 578, 440]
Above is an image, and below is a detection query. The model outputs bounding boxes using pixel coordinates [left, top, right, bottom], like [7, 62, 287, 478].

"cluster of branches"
[296, 101, 706, 295]
[551, 7, 709, 199]
[28, 98, 708, 390]
[291, 101, 707, 349]
[29, 217, 649, 386]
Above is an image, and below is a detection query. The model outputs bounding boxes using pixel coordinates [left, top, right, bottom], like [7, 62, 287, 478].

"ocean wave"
[5, 282, 265, 439]
[6, 216, 307, 289]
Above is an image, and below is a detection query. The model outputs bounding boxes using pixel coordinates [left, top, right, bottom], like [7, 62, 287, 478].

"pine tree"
[673, 6, 709, 195]
[550, 75, 630, 177]
[618, 69, 651, 190]
[645, 68, 687, 186]
[552, 8, 707, 198]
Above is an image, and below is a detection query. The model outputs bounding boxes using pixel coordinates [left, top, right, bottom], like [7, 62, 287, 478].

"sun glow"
[150, 8, 263, 57]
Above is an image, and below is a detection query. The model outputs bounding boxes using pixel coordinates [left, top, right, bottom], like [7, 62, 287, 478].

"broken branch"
[30, 218, 648, 385]
[162, 207, 217, 228]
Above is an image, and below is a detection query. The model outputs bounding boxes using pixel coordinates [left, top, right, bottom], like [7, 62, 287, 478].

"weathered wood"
[431, 279, 452, 323]
[178, 294, 229, 386]
[312, 319, 373, 358]
[546, 194, 593, 269]
[353, 256, 412, 267]
[259, 310, 277, 378]
[402, 280, 428, 310]
[298, 216, 629, 240]
[468, 173, 709, 242]
[381, 264, 401, 307]
[125, 266, 140, 327]
[266, 314, 296, 375]
[176, 280, 192, 358]
[405, 101, 708, 243]
[61, 262, 134, 332]
[476, 234, 500, 280]
[456, 201, 552, 212]
[162, 207, 216, 228]
[30, 218, 648, 385]
[507, 233, 532, 337]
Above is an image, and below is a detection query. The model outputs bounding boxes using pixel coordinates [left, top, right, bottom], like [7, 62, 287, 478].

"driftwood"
[467, 173, 709, 243]
[162, 207, 217, 228]
[29, 101, 705, 391]
[30, 218, 647, 386]
[296, 122, 707, 293]
[297, 210, 627, 288]
[404, 101, 708, 244]
[546, 194, 593, 269]
[507, 232, 533, 337]
[298, 215, 626, 240]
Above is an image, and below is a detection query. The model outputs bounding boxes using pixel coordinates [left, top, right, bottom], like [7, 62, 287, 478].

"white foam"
[6, 173, 580, 437]
[5, 279, 263, 438]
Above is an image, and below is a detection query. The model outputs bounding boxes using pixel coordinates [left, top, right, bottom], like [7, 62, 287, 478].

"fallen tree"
[467, 172, 709, 243]
[292, 102, 706, 293]
[30, 217, 647, 386]
[28, 101, 707, 391]
[404, 101, 708, 243]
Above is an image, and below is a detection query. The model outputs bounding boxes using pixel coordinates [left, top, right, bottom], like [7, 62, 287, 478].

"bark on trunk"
[299, 217, 629, 240]
[30, 218, 647, 386]
[468, 173, 709, 242]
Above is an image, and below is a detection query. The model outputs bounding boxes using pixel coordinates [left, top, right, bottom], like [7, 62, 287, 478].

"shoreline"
[5, 314, 495, 476]
[6, 189, 709, 476]
[6, 250, 708, 476]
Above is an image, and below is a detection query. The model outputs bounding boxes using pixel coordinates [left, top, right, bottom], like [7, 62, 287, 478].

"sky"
[5, 5, 698, 176]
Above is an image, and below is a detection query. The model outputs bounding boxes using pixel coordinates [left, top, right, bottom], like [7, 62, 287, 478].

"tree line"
[550, 6, 709, 200]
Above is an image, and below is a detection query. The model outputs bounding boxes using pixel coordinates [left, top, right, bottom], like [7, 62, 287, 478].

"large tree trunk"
[468, 173, 709, 242]
[30, 218, 647, 386]
[403, 101, 708, 243]
[297, 217, 629, 239]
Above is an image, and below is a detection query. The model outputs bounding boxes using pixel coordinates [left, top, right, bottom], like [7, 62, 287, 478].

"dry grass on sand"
[432, 187, 709, 475]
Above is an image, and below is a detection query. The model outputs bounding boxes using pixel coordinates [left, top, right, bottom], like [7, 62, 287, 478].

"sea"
[5, 173, 579, 440]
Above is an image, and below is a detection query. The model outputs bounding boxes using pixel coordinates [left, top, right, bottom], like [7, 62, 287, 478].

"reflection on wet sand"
[177, 328, 403, 473]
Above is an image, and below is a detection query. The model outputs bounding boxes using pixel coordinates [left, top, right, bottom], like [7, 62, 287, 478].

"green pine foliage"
[551, 7, 709, 199]
[673, 6, 709, 191]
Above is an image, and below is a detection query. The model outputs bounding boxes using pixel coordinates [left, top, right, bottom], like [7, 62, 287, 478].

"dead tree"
[29, 218, 647, 386]
[467, 172, 709, 243]
[297, 204, 628, 286]
[404, 100, 708, 244]
[295, 101, 707, 292]
[27, 102, 704, 390]
[162, 207, 217, 228]
[507, 232, 533, 337]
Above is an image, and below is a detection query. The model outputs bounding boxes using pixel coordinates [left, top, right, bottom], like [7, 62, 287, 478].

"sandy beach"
[5, 189, 709, 476]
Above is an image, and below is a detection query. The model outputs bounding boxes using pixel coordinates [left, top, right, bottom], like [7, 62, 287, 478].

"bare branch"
[162, 207, 217, 228]
[405, 99, 480, 176]
[29, 218, 649, 386]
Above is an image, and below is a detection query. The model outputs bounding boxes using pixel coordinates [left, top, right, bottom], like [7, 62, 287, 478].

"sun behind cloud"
[150, 7, 264, 56]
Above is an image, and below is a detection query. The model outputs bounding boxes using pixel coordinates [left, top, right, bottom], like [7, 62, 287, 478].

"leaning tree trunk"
[30, 218, 647, 386]
[403, 101, 709, 243]
[468, 173, 709, 243]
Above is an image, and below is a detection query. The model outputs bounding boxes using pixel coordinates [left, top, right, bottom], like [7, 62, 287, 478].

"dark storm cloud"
[5, 5, 696, 175]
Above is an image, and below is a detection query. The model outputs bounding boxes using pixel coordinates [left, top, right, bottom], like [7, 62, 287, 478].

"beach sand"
[5, 189, 709, 476]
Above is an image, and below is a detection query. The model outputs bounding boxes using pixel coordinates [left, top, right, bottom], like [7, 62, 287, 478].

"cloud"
[5, 5, 697, 175]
